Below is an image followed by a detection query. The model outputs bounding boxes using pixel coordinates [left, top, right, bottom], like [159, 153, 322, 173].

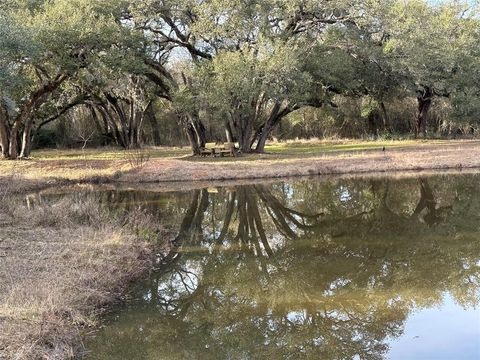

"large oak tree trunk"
[239, 130, 252, 153]
[95, 104, 125, 147]
[8, 119, 21, 159]
[0, 103, 9, 158]
[146, 104, 161, 146]
[105, 95, 130, 148]
[224, 119, 234, 143]
[367, 111, 377, 138]
[9, 75, 67, 159]
[184, 113, 206, 155]
[255, 124, 272, 153]
[255, 102, 293, 153]
[19, 117, 34, 158]
[191, 115, 206, 148]
[185, 122, 202, 155]
[103, 94, 150, 149]
[416, 87, 433, 138]
[380, 101, 390, 131]
[234, 112, 255, 153]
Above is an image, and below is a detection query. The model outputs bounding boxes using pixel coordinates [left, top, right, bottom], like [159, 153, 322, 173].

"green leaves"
[1, 0, 478, 143]
[0, 12, 36, 92]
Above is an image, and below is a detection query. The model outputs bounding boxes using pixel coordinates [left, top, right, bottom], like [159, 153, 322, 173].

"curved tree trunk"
[183, 113, 206, 155]
[185, 121, 202, 155]
[191, 115, 206, 148]
[19, 117, 35, 158]
[8, 74, 68, 159]
[255, 124, 272, 153]
[255, 103, 294, 153]
[224, 119, 234, 143]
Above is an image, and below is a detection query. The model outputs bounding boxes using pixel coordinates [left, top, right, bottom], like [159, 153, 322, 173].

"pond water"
[80, 174, 480, 359]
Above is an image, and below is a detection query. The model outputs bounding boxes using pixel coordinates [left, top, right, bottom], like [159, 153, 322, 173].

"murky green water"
[83, 174, 480, 359]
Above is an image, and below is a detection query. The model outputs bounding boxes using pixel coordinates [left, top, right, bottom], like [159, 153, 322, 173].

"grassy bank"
[1, 139, 479, 359]
[123, 139, 480, 183]
[1, 140, 479, 190]
[0, 189, 168, 359]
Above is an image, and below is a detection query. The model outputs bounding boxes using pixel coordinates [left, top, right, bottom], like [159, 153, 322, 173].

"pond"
[80, 174, 480, 359]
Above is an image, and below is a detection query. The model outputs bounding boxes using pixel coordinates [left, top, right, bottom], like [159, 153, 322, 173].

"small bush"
[124, 149, 151, 169]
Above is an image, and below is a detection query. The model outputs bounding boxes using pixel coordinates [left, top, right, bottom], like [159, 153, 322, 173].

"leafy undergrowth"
[0, 191, 166, 359]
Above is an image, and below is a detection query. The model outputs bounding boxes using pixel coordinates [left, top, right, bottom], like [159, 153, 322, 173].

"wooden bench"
[218, 142, 236, 157]
[200, 142, 237, 157]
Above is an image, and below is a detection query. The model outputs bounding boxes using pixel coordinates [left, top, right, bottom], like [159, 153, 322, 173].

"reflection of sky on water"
[388, 294, 480, 360]
[83, 175, 480, 359]
[339, 185, 352, 203]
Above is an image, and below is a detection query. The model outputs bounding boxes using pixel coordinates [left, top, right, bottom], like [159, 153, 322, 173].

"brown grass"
[1, 140, 480, 191]
[121, 140, 480, 183]
[0, 193, 166, 359]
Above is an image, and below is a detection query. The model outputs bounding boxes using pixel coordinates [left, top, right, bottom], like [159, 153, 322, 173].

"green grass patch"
[31, 147, 190, 161]
[264, 139, 446, 154]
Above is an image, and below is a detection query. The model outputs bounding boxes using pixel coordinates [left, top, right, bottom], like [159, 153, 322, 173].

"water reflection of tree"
[90, 176, 480, 360]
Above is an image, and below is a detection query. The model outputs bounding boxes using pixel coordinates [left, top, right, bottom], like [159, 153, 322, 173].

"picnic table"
[201, 142, 237, 157]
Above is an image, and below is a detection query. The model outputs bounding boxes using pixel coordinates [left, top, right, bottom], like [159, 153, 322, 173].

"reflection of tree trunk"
[216, 191, 236, 244]
[163, 189, 210, 263]
[246, 191, 274, 258]
[413, 179, 435, 216]
[256, 185, 320, 230]
[236, 189, 249, 246]
[224, 185, 322, 255]
[412, 178, 441, 226]
[192, 189, 209, 243]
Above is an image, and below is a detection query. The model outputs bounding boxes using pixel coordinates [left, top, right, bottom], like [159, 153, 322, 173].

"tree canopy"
[0, 0, 478, 158]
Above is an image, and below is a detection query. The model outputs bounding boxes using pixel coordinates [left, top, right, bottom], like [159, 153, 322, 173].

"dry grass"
[0, 193, 163, 359]
[121, 140, 480, 183]
[0, 140, 480, 190]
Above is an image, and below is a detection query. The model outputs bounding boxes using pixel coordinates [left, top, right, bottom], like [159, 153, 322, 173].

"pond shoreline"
[2, 140, 480, 195]
[120, 141, 480, 183]
[1, 141, 480, 359]
[0, 189, 177, 359]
